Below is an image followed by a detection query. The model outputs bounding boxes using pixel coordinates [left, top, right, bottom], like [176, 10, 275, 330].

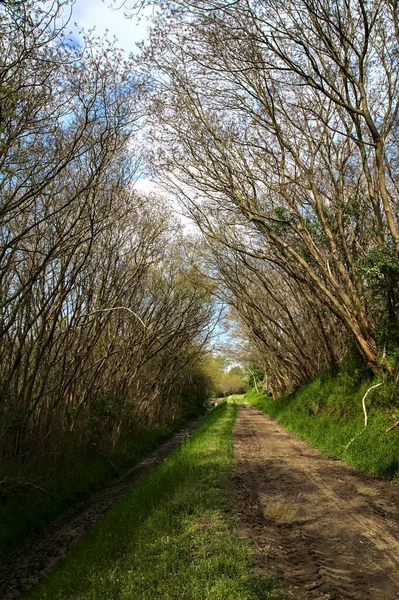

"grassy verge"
[24, 401, 281, 600]
[0, 411, 205, 560]
[246, 367, 399, 482]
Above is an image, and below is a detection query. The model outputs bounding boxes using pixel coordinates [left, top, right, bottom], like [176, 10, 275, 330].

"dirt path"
[232, 405, 399, 600]
[0, 413, 207, 600]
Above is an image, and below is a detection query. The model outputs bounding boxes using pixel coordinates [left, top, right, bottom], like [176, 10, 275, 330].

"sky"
[71, 0, 160, 196]
[70, 0, 196, 217]
[71, 0, 150, 54]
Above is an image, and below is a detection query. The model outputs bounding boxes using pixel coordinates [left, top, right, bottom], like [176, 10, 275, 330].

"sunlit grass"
[24, 401, 282, 600]
[227, 394, 246, 405]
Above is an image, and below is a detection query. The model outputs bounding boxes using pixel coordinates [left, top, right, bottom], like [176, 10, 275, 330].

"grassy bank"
[24, 401, 281, 600]
[0, 410, 205, 560]
[246, 366, 399, 482]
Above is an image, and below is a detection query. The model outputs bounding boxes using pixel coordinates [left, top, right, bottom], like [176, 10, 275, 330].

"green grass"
[0, 414, 203, 560]
[246, 367, 399, 482]
[23, 401, 281, 600]
[226, 394, 247, 404]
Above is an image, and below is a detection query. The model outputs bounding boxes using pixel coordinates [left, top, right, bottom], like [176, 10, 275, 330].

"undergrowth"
[0, 408, 205, 560]
[246, 361, 399, 482]
[24, 401, 281, 600]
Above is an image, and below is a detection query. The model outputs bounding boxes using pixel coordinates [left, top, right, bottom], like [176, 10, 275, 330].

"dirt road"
[0, 413, 207, 600]
[232, 405, 399, 600]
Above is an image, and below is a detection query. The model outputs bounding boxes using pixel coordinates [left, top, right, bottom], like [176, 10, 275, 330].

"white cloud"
[133, 177, 160, 195]
[71, 0, 151, 54]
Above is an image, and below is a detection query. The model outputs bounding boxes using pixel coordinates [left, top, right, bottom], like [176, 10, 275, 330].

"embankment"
[246, 364, 399, 482]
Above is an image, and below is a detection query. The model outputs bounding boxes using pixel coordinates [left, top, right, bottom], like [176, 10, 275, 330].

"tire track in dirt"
[232, 405, 399, 600]
[0, 413, 208, 600]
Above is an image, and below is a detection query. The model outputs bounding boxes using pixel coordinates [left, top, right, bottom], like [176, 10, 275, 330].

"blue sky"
[69, 1, 197, 222]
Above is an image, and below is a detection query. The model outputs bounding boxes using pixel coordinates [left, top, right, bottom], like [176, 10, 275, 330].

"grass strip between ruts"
[24, 401, 281, 600]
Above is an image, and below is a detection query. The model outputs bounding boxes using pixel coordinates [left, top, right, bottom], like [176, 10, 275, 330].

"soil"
[232, 404, 399, 600]
[0, 413, 207, 600]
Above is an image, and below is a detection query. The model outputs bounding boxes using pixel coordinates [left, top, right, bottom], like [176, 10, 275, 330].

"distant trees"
[132, 0, 399, 388]
[202, 354, 247, 397]
[221, 365, 247, 396]
[0, 1, 216, 472]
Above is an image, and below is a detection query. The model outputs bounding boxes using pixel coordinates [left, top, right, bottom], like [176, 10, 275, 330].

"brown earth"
[232, 404, 399, 600]
[0, 413, 207, 600]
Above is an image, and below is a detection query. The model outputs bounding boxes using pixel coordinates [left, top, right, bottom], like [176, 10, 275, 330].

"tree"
[133, 0, 399, 374]
[0, 1, 218, 470]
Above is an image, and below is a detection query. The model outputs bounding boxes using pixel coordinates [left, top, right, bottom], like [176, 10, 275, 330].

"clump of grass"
[246, 366, 399, 482]
[24, 402, 281, 600]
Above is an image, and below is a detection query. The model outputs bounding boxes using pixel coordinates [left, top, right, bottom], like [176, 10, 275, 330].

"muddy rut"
[232, 405, 399, 600]
[0, 413, 207, 600]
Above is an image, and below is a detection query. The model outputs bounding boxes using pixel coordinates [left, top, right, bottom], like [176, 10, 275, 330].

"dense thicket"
[132, 0, 399, 391]
[0, 0, 215, 477]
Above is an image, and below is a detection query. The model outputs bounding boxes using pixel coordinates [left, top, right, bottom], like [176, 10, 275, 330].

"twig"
[0, 479, 55, 497]
[82, 306, 173, 354]
[91, 445, 117, 469]
[362, 382, 383, 427]
[84, 306, 149, 331]
[386, 419, 399, 433]
[344, 382, 383, 451]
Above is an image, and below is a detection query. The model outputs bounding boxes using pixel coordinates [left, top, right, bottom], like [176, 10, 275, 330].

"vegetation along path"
[0, 414, 208, 600]
[232, 404, 399, 600]
[6, 401, 280, 600]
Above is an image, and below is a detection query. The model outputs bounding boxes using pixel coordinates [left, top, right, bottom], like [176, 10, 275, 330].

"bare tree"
[133, 0, 399, 373]
[0, 1, 217, 474]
